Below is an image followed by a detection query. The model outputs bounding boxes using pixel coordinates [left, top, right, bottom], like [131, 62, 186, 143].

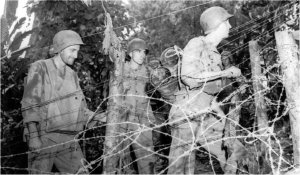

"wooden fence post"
[275, 30, 300, 171]
[102, 13, 125, 174]
[249, 40, 272, 173]
[249, 40, 269, 134]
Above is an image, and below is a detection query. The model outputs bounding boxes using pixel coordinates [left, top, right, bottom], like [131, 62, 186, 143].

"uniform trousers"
[28, 133, 86, 174]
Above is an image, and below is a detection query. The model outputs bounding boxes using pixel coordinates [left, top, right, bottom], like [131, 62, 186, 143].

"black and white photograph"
[1, 0, 299, 174]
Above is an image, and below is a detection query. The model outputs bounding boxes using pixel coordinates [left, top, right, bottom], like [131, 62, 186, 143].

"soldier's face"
[60, 45, 80, 66]
[222, 58, 231, 67]
[219, 20, 232, 38]
[131, 49, 146, 65]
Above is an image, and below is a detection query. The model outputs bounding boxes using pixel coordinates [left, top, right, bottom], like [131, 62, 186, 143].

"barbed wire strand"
[2, 13, 290, 147]
[8, 8, 290, 120]
[1, 0, 293, 60]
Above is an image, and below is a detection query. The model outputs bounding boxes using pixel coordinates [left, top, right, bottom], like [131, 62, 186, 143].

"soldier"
[167, 6, 242, 174]
[21, 30, 102, 174]
[121, 38, 156, 174]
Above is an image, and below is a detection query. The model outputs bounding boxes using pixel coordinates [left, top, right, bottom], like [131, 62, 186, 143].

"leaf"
[8, 17, 26, 39]
[3, 84, 15, 94]
[6, 45, 31, 59]
[7, 29, 34, 52]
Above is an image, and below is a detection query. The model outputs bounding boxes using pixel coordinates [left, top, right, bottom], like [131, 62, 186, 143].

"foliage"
[1, 110, 28, 174]
[1, 1, 30, 173]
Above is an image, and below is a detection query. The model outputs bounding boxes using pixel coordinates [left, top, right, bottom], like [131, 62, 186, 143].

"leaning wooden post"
[275, 30, 300, 169]
[249, 40, 269, 134]
[249, 39, 273, 173]
[102, 13, 125, 174]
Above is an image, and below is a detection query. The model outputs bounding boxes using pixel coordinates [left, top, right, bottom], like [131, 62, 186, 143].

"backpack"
[149, 46, 183, 102]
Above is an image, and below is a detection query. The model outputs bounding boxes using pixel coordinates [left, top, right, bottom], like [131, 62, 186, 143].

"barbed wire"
[1, 86, 293, 173]
[1, 1, 298, 174]
[228, 1, 293, 34]
[1, 20, 289, 152]
[83, 0, 214, 38]
[84, 0, 293, 38]
[85, 80, 291, 173]
[4, 10, 289, 126]
[0, 60, 290, 167]
[145, 17, 288, 105]
[219, 4, 292, 51]
[1, 0, 293, 60]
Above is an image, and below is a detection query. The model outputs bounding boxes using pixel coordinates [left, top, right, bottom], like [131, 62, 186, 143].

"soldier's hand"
[28, 137, 42, 154]
[225, 66, 241, 78]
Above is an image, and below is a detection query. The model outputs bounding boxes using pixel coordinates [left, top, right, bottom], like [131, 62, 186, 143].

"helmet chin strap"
[59, 52, 67, 65]
[132, 57, 142, 65]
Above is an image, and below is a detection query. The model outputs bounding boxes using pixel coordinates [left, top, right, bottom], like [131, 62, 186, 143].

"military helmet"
[221, 50, 231, 59]
[200, 6, 233, 34]
[53, 30, 84, 53]
[148, 59, 161, 69]
[127, 38, 149, 54]
[160, 46, 180, 67]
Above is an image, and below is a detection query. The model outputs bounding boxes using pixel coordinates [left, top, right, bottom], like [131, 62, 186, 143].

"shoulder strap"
[199, 38, 209, 61]
[174, 45, 184, 90]
[43, 59, 57, 89]
[42, 59, 64, 117]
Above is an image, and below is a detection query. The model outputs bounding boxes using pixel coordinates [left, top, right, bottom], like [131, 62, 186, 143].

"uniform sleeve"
[181, 62, 203, 89]
[21, 62, 44, 124]
[74, 73, 92, 124]
[180, 37, 205, 89]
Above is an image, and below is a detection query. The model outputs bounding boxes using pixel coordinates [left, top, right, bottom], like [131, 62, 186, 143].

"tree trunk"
[102, 13, 125, 174]
[249, 40, 272, 173]
[249, 40, 269, 133]
[275, 30, 300, 170]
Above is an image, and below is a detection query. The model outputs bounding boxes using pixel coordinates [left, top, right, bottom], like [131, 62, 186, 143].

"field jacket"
[21, 58, 90, 135]
[122, 62, 155, 124]
[181, 36, 223, 95]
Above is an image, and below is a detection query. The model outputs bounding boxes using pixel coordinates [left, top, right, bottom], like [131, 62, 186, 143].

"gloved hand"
[225, 66, 241, 78]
